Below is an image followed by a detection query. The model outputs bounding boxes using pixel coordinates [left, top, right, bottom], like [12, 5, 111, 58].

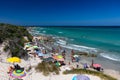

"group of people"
[7, 64, 23, 74]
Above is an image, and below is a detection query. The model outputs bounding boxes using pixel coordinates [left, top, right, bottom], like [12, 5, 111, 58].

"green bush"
[63, 69, 117, 80]
[35, 61, 60, 76]
[0, 23, 32, 58]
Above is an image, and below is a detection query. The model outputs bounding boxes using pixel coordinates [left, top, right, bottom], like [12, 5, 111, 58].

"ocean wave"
[56, 39, 67, 45]
[58, 32, 63, 34]
[100, 53, 120, 62]
[56, 39, 98, 53]
[70, 39, 74, 41]
[42, 31, 46, 33]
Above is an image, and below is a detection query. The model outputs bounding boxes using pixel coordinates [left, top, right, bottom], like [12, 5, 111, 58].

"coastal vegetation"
[63, 69, 117, 80]
[35, 61, 60, 76]
[0, 23, 33, 58]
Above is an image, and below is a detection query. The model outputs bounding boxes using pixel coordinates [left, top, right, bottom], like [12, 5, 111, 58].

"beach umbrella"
[93, 64, 101, 68]
[36, 50, 41, 54]
[55, 62, 61, 67]
[65, 67, 71, 71]
[57, 55, 63, 58]
[73, 55, 79, 58]
[10, 70, 26, 79]
[38, 52, 44, 57]
[72, 76, 77, 80]
[53, 55, 63, 59]
[72, 75, 90, 80]
[53, 55, 64, 61]
[7, 57, 21, 63]
[33, 46, 38, 49]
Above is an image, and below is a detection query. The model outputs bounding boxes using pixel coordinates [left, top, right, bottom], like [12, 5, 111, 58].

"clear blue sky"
[0, 0, 120, 26]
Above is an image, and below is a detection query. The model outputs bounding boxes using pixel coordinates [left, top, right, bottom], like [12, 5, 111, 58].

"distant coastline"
[25, 25, 120, 28]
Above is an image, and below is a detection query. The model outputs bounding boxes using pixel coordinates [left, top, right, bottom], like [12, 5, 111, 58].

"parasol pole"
[91, 59, 94, 67]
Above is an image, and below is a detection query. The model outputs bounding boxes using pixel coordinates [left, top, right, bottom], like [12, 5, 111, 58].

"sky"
[0, 0, 120, 26]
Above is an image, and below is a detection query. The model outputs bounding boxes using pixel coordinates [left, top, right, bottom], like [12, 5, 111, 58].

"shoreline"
[31, 34, 120, 79]
[0, 34, 120, 80]
[26, 27, 120, 79]
[27, 27, 120, 62]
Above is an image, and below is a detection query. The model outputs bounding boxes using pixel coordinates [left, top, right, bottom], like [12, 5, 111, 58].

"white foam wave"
[56, 39, 98, 53]
[72, 44, 96, 50]
[62, 44, 98, 53]
[56, 39, 67, 45]
[100, 53, 120, 62]
[42, 31, 46, 33]
[70, 39, 74, 41]
[58, 32, 63, 34]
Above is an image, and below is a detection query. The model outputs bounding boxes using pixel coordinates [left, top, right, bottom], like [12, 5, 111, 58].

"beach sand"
[0, 53, 119, 80]
[0, 55, 101, 80]
[0, 36, 120, 80]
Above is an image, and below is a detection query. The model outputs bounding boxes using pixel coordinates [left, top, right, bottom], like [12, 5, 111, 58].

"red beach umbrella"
[93, 64, 101, 68]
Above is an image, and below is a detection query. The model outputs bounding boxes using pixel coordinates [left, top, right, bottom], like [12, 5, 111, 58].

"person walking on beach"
[71, 49, 74, 55]
[62, 49, 66, 59]
[52, 47, 55, 53]
[76, 64, 79, 68]
[71, 49, 75, 62]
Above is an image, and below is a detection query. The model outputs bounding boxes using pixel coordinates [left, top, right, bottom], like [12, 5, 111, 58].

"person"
[83, 63, 88, 69]
[52, 47, 55, 53]
[96, 67, 100, 71]
[76, 64, 79, 68]
[7, 66, 14, 73]
[71, 57, 74, 62]
[62, 51, 66, 59]
[91, 59, 94, 68]
[76, 57, 80, 62]
[68, 62, 71, 65]
[14, 64, 21, 70]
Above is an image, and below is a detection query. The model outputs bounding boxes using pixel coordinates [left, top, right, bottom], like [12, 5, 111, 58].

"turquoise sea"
[30, 27, 120, 62]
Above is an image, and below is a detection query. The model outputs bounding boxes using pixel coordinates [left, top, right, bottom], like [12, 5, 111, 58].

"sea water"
[30, 27, 120, 62]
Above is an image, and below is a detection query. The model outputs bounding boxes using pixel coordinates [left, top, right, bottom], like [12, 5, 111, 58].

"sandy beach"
[0, 35, 120, 80]
[0, 54, 101, 80]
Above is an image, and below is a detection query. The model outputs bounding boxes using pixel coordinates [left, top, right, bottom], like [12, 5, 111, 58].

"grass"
[63, 69, 117, 80]
[35, 61, 60, 76]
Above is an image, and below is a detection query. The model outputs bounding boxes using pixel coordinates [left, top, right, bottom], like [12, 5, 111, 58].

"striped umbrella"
[10, 70, 26, 79]
[53, 55, 64, 61]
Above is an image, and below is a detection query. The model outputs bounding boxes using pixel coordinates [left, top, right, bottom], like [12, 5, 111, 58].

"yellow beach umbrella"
[7, 57, 21, 63]
[57, 55, 63, 59]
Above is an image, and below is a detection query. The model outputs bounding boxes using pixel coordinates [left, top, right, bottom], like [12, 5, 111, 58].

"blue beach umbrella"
[36, 50, 41, 54]
[72, 75, 90, 80]
[72, 76, 77, 80]
[38, 52, 44, 57]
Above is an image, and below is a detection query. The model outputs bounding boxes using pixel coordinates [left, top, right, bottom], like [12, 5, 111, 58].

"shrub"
[63, 69, 117, 80]
[0, 23, 32, 58]
[35, 61, 60, 76]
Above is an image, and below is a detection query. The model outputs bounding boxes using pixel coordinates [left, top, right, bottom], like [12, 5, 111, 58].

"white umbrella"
[73, 55, 79, 57]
